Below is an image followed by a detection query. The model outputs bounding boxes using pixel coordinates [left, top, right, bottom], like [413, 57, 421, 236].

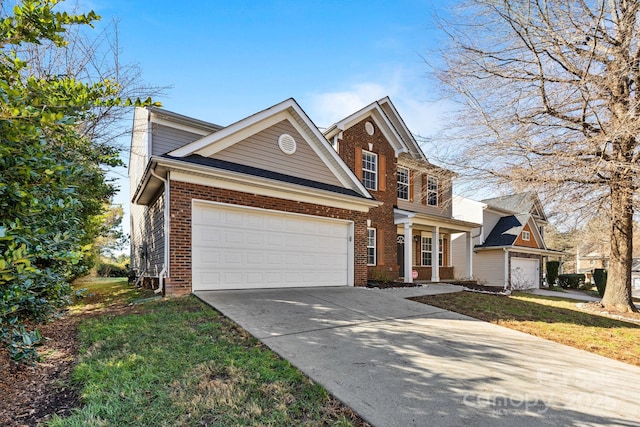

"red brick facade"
[337, 118, 400, 280]
[164, 180, 369, 296]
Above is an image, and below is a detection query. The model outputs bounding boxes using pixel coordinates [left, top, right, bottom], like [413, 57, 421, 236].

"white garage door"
[192, 201, 353, 291]
[510, 258, 540, 290]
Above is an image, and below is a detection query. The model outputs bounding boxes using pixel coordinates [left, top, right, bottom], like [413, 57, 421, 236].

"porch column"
[404, 224, 413, 283]
[432, 226, 440, 282]
[466, 231, 473, 279]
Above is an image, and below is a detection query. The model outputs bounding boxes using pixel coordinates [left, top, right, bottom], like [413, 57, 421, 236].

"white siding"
[129, 107, 150, 196]
[450, 232, 467, 276]
[474, 250, 506, 287]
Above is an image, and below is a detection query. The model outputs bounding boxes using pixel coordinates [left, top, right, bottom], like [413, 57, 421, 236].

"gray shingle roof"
[162, 154, 368, 199]
[481, 192, 537, 214]
[477, 214, 530, 247]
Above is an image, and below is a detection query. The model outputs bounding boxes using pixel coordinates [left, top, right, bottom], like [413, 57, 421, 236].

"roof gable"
[482, 192, 548, 222]
[323, 97, 427, 161]
[167, 98, 371, 197]
[480, 214, 545, 249]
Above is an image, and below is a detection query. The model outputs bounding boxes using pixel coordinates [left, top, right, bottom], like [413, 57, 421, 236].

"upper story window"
[522, 230, 531, 241]
[427, 176, 439, 206]
[362, 150, 378, 191]
[397, 167, 409, 200]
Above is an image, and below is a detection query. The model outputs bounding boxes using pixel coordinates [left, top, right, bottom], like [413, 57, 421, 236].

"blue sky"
[86, 0, 455, 241]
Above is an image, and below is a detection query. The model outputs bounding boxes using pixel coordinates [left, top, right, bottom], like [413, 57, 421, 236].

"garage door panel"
[511, 258, 539, 290]
[192, 202, 352, 291]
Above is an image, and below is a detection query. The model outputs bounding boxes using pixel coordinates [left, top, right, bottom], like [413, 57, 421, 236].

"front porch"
[395, 208, 481, 284]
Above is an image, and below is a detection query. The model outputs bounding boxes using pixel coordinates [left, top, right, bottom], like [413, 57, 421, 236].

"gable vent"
[278, 133, 297, 155]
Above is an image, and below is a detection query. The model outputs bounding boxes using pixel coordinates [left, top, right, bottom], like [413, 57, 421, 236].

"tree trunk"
[601, 177, 637, 312]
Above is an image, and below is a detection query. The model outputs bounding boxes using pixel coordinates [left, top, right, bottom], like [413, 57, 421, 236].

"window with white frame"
[421, 236, 444, 266]
[367, 228, 376, 266]
[427, 176, 438, 206]
[397, 167, 409, 200]
[362, 150, 378, 191]
[522, 230, 531, 241]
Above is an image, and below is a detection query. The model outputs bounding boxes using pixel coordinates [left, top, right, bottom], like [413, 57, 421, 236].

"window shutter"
[379, 155, 386, 192]
[409, 170, 414, 202]
[355, 147, 363, 180]
[377, 228, 384, 266]
[421, 175, 427, 205]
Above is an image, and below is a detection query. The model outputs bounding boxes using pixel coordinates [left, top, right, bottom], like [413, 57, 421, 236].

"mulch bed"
[0, 314, 81, 426]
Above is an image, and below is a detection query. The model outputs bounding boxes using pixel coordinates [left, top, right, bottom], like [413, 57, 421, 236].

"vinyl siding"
[474, 249, 506, 287]
[130, 190, 165, 277]
[396, 171, 452, 218]
[211, 120, 342, 187]
[450, 232, 467, 275]
[151, 124, 207, 156]
[130, 107, 150, 195]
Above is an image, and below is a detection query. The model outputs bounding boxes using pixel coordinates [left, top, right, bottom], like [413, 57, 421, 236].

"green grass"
[49, 279, 360, 426]
[411, 291, 640, 367]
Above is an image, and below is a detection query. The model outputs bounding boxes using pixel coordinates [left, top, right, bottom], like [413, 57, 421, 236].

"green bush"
[558, 273, 585, 289]
[546, 261, 560, 287]
[96, 262, 129, 277]
[593, 268, 607, 297]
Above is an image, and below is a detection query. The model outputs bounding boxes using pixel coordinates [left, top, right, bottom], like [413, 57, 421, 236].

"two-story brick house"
[324, 97, 479, 283]
[129, 97, 478, 295]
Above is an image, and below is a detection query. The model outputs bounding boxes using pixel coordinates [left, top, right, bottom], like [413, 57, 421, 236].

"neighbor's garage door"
[510, 257, 540, 290]
[192, 201, 352, 291]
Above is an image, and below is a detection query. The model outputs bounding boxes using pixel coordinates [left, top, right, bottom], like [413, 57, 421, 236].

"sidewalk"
[527, 288, 601, 302]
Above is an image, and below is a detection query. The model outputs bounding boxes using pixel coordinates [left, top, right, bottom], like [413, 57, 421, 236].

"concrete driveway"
[196, 286, 640, 427]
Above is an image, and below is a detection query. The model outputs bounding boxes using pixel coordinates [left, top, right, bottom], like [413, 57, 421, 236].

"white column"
[404, 224, 413, 283]
[466, 231, 473, 279]
[432, 226, 440, 282]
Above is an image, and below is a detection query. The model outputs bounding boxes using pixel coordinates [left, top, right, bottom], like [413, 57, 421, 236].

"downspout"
[503, 248, 509, 291]
[150, 168, 169, 294]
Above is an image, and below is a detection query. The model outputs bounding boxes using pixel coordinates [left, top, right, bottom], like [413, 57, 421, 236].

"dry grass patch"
[411, 291, 640, 367]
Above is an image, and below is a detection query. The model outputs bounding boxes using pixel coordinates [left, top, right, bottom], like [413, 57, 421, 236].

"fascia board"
[377, 97, 428, 161]
[169, 99, 298, 157]
[155, 156, 381, 212]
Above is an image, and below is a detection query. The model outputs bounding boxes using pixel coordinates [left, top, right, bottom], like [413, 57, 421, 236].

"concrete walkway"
[196, 286, 640, 427]
[527, 288, 602, 302]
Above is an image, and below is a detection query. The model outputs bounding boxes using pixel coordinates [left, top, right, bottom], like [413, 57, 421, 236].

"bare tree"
[14, 10, 168, 149]
[434, 0, 639, 312]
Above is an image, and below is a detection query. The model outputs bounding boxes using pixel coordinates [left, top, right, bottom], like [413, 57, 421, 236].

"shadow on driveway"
[196, 286, 640, 427]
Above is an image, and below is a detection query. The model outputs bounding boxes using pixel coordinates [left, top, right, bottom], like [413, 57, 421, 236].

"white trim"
[170, 170, 377, 212]
[367, 227, 377, 266]
[522, 230, 531, 241]
[191, 199, 355, 288]
[397, 166, 409, 200]
[324, 102, 410, 157]
[361, 150, 378, 191]
[377, 97, 428, 161]
[195, 111, 290, 157]
[167, 98, 371, 198]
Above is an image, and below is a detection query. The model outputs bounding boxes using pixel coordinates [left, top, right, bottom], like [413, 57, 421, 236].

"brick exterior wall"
[165, 180, 369, 296]
[338, 118, 400, 281]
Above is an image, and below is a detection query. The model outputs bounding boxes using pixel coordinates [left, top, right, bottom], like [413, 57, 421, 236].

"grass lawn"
[411, 291, 640, 367]
[49, 278, 365, 426]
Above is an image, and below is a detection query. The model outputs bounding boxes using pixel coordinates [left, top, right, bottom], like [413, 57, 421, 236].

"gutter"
[150, 167, 170, 295]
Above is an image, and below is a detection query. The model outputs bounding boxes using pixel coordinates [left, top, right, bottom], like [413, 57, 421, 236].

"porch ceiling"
[394, 208, 480, 234]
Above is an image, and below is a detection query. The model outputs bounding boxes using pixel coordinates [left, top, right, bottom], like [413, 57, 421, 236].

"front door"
[397, 235, 405, 278]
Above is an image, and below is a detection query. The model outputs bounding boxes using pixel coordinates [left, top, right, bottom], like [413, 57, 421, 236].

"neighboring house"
[577, 254, 640, 290]
[130, 97, 479, 295]
[452, 192, 563, 289]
